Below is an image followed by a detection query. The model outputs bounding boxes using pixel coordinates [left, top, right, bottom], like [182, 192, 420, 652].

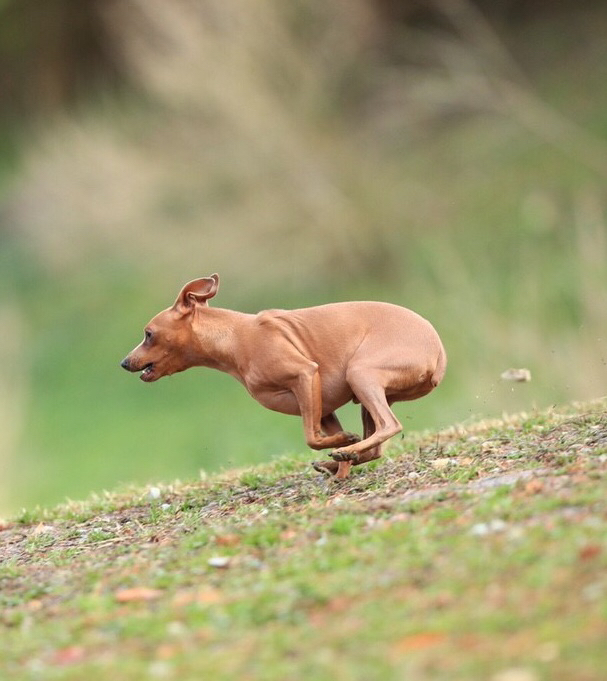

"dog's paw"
[330, 449, 360, 463]
[311, 460, 338, 476]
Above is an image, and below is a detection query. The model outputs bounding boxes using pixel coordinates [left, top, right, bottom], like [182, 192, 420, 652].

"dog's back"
[257, 301, 445, 382]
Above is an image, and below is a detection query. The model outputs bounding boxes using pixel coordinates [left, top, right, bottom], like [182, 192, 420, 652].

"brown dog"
[121, 275, 446, 479]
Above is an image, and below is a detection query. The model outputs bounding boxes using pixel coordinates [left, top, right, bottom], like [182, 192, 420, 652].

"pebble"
[208, 556, 230, 569]
[431, 458, 453, 470]
[470, 519, 508, 536]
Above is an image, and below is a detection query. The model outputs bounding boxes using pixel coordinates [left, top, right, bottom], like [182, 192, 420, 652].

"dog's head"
[120, 274, 219, 382]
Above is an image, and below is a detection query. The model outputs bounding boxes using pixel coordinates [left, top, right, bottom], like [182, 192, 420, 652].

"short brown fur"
[121, 274, 446, 479]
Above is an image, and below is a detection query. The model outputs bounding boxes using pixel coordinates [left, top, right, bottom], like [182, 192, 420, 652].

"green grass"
[1, 400, 606, 680]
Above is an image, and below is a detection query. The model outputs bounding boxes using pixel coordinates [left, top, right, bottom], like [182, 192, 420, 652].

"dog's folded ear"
[173, 274, 220, 313]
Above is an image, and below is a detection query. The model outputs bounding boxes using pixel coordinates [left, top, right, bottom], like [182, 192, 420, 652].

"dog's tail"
[431, 342, 447, 388]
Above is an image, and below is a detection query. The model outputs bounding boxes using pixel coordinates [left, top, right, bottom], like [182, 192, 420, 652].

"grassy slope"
[1, 400, 607, 681]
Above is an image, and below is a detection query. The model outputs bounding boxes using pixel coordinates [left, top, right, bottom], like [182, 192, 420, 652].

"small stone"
[470, 519, 508, 536]
[148, 487, 161, 500]
[208, 556, 230, 569]
[408, 471, 420, 480]
[470, 523, 490, 536]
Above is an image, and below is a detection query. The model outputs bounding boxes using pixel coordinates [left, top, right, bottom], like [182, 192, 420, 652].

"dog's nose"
[120, 357, 130, 370]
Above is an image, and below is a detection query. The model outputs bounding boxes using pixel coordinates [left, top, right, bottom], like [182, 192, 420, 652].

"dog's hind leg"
[353, 405, 382, 466]
[335, 406, 382, 479]
[330, 368, 401, 464]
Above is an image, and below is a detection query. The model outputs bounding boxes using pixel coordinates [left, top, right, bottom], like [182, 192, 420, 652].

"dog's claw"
[330, 449, 359, 463]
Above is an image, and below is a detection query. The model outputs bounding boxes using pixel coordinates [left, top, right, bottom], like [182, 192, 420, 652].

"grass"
[1, 399, 606, 680]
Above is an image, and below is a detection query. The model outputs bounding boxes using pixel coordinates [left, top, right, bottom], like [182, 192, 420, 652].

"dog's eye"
[144, 330, 153, 342]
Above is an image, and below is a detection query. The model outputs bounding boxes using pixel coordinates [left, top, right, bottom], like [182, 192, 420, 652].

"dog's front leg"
[292, 364, 360, 451]
[312, 413, 360, 477]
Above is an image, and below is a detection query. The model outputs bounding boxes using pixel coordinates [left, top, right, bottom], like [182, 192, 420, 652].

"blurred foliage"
[0, 0, 122, 118]
[0, 0, 599, 121]
[1, 0, 606, 513]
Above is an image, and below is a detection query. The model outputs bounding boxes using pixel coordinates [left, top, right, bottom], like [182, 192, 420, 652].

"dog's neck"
[190, 306, 253, 378]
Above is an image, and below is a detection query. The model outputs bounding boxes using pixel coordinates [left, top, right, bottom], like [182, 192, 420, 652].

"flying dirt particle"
[500, 368, 531, 382]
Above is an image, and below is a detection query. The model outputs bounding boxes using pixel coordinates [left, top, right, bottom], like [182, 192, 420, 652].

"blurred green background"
[1, 0, 606, 515]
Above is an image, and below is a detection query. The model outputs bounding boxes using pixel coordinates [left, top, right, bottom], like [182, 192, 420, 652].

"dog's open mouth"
[140, 363, 155, 382]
